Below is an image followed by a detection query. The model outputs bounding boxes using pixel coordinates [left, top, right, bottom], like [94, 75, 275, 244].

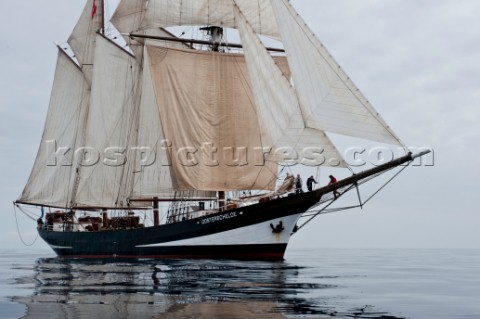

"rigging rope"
[360, 163, 410, 206]
[15, 204, 38, 221]
[13, 204, 39, 247]
[294, 162, 412, 233]
[314, 166, 321, 190]
[301, 205, 361, 218]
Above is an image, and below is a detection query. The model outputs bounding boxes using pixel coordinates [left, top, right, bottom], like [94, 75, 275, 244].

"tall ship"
[15, 0, 428, 260]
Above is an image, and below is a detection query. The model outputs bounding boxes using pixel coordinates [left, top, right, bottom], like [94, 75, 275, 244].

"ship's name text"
[201, 212, 238, 225]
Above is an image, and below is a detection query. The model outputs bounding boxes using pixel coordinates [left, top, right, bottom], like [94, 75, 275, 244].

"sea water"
[1, 248, 479, 319]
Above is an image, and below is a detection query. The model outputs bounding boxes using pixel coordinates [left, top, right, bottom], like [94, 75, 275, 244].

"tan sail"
[131, 47, 216, 201]
[147, 45, 278, 191]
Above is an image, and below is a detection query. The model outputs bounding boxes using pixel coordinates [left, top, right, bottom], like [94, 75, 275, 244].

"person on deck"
[294, 174, 303, 194]
[328, 175, 340, 199]
[37, 218, 44, 229]
[306, 175, 317, 192]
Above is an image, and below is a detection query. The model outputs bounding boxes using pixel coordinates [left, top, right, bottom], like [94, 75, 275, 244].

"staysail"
[235, 5, 346, 167]
[269, 0, 403, 145]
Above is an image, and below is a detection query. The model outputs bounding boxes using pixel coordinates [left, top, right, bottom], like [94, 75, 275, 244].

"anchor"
[270, 221, 284, 234]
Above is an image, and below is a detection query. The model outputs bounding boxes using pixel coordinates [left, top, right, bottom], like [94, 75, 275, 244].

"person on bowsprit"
[294, 174, 303, 194]
[306, 175, 317, 192]
[328, 175, 340, 199]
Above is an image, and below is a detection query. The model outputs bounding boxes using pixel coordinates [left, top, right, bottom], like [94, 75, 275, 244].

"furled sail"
[270, 0, 403, 146]
[235, 5, 346, 167]
[18, 50, 90, 208]
[74, 35, 141, 208]
[68, 0, 103, 83]
[112, 0, 280, 39]
[146, 45, 279, 191]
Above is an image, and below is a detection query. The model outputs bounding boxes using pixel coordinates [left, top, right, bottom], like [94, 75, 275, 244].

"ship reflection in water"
[13, 257, 404, 319]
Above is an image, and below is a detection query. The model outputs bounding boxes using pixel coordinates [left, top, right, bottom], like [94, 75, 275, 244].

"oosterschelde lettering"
[201, 212, 238, 225]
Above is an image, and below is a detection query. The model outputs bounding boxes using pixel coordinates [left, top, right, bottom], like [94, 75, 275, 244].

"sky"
[0, 0, 478, 252]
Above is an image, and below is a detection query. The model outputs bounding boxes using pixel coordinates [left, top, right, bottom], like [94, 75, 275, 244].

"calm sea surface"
[1, 249, 479, 319]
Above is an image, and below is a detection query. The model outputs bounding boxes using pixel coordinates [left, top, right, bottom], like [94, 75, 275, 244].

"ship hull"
[38, 191, 322, 261]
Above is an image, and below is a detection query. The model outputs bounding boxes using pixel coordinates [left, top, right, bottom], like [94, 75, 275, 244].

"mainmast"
[202, 26, 224, 206]
[200, 26, 224, 52]
[101, 0, 105, 35]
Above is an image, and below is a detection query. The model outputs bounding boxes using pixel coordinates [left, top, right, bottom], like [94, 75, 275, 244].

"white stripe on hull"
[137, 213, 302, 248]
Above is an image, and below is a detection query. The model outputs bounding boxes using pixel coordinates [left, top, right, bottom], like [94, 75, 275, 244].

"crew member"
[328, 175, 340, 199]
[294, 174, 303, 194]
[306, 175, 317, 192]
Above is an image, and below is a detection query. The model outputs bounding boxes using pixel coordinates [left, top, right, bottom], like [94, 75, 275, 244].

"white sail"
[270, 0, 403, 146]
[112, 0, 197, 58]
[74, 35, 141, 208]
[110, 0, 146, 37]
[146, 45, 279, 191]
[18, 50, 90, 208]
[131, 47, 171, 199]
[112, 0, 280, 39]
[68, 0, 103, 83]
[235, 6, 346, 167]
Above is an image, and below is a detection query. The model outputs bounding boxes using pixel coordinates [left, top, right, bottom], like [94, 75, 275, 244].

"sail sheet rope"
[13, 204, 40, 247]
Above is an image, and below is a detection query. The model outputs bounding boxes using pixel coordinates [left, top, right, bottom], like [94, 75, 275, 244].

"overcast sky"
[0, 0, 478, 253]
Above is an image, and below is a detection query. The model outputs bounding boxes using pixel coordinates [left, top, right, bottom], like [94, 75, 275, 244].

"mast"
[101, 0, 105, 35]
[218, 191, 226, 209]
[153, 198, 159, 226]
[200, 26, 223, 52]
